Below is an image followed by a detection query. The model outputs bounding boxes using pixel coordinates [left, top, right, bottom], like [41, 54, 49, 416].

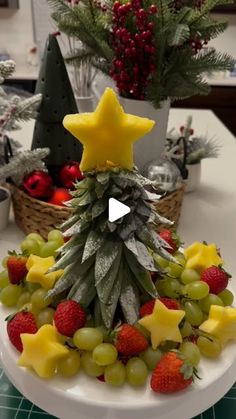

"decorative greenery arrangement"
[166, 116, 220, 164]
[0, 60, 46, 182]
[49, 0, 234, 107]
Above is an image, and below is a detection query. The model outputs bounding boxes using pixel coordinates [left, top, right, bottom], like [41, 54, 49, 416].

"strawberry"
[200, 266, 231, 294]
[151, 351, 195, 393]
[6, 311, 38, 352]
[115, 324, 148, 356]
[54, 300, 86, 337]
[159, 230, 180, 254]
[140, 298, 180, 317]
[6, 253, 28, 285]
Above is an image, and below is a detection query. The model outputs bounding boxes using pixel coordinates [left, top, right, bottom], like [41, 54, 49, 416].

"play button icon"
[108, 198, 130, 222]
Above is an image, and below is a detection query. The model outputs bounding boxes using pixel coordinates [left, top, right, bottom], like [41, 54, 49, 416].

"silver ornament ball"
[143, 158, 182, 192]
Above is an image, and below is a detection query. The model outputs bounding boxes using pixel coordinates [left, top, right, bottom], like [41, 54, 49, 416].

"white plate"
[1, 303, 236, 419]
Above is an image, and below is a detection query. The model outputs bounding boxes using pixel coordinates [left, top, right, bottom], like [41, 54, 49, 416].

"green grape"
[155, 280, 167, 297]
[153, 254, 169, 269]
[16, 291, 31, 309]
[197, 335, 222, 358]
[37, 307, 55, 328]
[162, 278, 181, 298]
[104, 360, 126, 386]
[218, 289, 234, 306]
[21, 302, 39, 316]
[93, 343, 117, 366]
[1, 256, 8, 268]
[25, 282, 41, 294]
[139, 346, 162, 370]
[0, 270, 9, 288]
[180, 269, 200, 285]
[184, 301, 203, 326]
[183, 281, 209, 300]
[31, 288, 52, 309]
[81, 352, 104, 377]
[57, 350, 80, 377]
[180, 320, 193, 338]
[168, 255, 185, 278]
[199, 294, 224, 313]
[40, 241, 61, 258]
[0, 284, 22, 307]
[47, 230, 64, 246]
[20, 239, 41, 256]
[179, 342, 201, 367]
[73, 327, 103, 351]
[26, 233, 45, 244]
[126, 357, 148, 387]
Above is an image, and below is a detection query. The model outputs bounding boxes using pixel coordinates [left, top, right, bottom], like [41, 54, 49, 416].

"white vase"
[75, 96, 95, 113]
[119, 97, 170, 171]
[186, 163, 201, 192]
[0, 186, 11, 232]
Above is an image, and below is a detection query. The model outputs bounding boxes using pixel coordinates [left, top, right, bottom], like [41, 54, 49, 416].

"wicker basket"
[10, 184, 185, 240]
[154, 184, 185, 232]
[10, 185, 72, 240]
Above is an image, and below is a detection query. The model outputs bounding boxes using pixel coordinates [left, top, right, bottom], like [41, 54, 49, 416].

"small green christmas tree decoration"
[31, 34, 82, 167]
[47, 88, 175, 328]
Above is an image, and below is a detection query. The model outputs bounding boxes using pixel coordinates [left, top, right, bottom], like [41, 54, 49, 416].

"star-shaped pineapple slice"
[63, 88, 155, 172]
[184, 242, 223, 272]
[199, 305, 236, 346]
[26, 255, 63, 290]
[18, 324, 69, 378]
[138, 300, 185, 349]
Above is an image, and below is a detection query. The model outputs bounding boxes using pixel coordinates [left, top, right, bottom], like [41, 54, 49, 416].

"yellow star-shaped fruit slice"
[63, 88, 155, 172]
[199, 305, 236, 346]
[26, 255, 63, 290]
[138, 300, 185, 349]
[18, 324, 69, 378]
[184, 242, 223, 273]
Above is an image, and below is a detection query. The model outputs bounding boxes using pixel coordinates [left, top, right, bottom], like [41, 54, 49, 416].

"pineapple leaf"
[60, 213, 81, 230]
[143, 190, 162, 202]
[48, 246, 83, 272]
[119, 266, 140, 324]
[95, 240, 121, 285]
[94, 297, 103, 327]
[100, 263, 123, 328]
[97, 172, 110, 184]
[59, 234, 86, 254]
[92, 198, 107, 218]
[63, 218, 90, 237]
[96, 246, 122, 303]
[117, 216, 137, 241]
[124, 235, 138, 256]
[47, 261, 82, 299]
[124, 249, 158, 298]
[70, 267, 96, 307]
[77, 190, 96, 206]
[95, 181, 109, 198]
[82, 230, 105, 262]
[135, 240, 158, 272]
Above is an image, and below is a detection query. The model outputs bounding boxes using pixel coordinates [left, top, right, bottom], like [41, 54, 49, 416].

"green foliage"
[48, 0, 235, 106]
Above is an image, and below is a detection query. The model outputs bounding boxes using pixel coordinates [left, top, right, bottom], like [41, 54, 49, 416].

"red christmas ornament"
[59, 161, 84, 188]
[47, 188, 72, 207]
[23, 171, 53, 199]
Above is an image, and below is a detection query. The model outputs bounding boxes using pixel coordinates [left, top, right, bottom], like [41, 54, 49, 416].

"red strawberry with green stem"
[6, 311, 38, 352]
[115, 324, 148, 356]
[159, 230, 180, 254]
[201, 266, 231, 294]
[151, 351, 197, 393]
[54, 300, 86, 337]
[6, 252, 28, 285]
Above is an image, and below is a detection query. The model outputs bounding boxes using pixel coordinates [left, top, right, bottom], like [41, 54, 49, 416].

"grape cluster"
[110, 1, 157, 100]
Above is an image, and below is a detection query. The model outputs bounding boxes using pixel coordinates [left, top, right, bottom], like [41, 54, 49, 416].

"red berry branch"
[110, 1, 158, 100]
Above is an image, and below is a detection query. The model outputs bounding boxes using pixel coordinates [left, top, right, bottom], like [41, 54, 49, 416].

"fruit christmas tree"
[0, 88, 236, 398]
[31, 34, 82, 168]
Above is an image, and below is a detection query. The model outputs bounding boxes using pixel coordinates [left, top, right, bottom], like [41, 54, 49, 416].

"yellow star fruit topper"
[138, 300, 185, 349]
[63, 88, 155, 172]
[18, 324, 69, 378]
[184, 242, 223, 273]
[200, 305, 236, 346]
[26, 255, 63, 290]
